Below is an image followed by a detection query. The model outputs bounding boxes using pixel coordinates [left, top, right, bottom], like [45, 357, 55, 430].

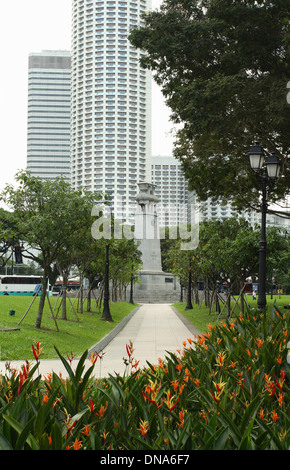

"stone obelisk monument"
[134, 182, 177, 299]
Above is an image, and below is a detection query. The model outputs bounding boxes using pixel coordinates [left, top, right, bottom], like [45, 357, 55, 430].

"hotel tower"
[27, 51, 71, 180]
[71, 0, 152, 220]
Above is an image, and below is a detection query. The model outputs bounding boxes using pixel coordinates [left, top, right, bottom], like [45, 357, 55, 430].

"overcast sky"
[0, 0, 174, 191]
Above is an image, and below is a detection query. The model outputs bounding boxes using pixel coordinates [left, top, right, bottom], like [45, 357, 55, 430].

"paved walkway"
[0, 304, 202, 379]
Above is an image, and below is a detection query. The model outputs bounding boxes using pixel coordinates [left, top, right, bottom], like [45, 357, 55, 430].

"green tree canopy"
[0, 171, 102, 329]
[0, 208, 18, 270]
[130, 0, 290, 214]
[161, 217, 289, 295]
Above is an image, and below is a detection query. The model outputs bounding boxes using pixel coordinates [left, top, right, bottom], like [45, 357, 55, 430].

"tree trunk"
[35, 274, 48, 329]
[87, 289, 91, 312]
[62, 274, 69, 320]
[78, 272, 84, 313]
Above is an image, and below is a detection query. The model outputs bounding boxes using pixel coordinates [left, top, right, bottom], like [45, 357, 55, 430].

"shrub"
[0, 305, 289, 450]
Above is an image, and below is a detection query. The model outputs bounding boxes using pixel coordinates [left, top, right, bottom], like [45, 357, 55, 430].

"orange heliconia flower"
[270, 410, 279, 423]
[200, 409, 207, 423]
[89, 352, 99, 365]
[258, 407, 268, 421]
[103, 430, 109, 443]
[44, 373, 53, 383]
[137, 419, 149, 437]
[163, 390, 180, 413]
[230, 391, 238, 401]
[32, 341, 43, 362]
[72, 439, 82, 450]
[178, 409, 187, 428]
[216, 351, 226, 368]
[43, 392, 49, 404]
[158, 357, 164, 369]
[179, 383, 185, 395]
[278, 392, 284, 409]
[171, 379, 179, 392]
[96, 402, 108, 418]
[82, 424, 91, 437]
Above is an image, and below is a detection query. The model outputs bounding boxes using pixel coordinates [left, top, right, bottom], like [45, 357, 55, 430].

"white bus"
[0, 275, 49, 296]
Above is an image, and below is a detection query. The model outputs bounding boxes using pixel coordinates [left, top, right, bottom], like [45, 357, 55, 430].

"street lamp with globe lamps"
[248, 142, 280, 311]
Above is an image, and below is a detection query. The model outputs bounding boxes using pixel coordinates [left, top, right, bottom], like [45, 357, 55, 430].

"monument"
[133, 182, 178, 302]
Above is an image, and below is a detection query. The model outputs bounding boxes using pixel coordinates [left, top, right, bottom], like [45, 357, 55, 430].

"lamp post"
[248, 142, 280, 311]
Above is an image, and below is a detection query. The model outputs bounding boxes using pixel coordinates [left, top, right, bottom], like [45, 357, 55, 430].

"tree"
[129, 0, 290, 214]
[1, 171, 101, 329]
[161, 218, 289, 304]
[90, 213, 142, 318]
[0, 208, 19, 270]
[55, 191, 102, 320]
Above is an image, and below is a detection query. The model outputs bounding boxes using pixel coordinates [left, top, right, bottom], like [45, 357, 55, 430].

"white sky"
[0, 0, 174, 192]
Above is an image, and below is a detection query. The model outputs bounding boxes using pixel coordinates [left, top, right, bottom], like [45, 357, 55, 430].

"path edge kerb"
[87, 305, 141, 358]
[170, 305, 203, 338]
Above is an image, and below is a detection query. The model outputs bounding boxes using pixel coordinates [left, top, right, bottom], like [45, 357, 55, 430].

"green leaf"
[0, 433, 13, 450]
[239, 419, 255, 450]
[75, 349, 89, 383]
[15, 416, 35, 450]
[240, 395, 260, 435]
[204, 426, 230, 450]
[2, 415, 39, 450]
[34, 388, 59, 440]
[50, 422, 63, 450]
[54, 346, 77, 386]
[217, 408, 242, 448]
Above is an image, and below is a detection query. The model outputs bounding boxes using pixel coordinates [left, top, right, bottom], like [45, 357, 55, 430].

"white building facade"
[71, 0, 152, 221]
[151, 156, 188, 227]
[26, 51, 71, 180]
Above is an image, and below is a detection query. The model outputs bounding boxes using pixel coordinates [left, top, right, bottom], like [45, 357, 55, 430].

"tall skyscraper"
[27, 50, 71, 180]
[71, 0, 152, 221]
[151, 156, 188, 227]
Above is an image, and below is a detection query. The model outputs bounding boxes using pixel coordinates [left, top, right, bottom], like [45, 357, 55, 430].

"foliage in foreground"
[0, 305, 289, 450]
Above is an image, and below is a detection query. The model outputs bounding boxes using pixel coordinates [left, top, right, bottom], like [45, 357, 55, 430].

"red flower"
[18, 371, 24, 395]
[89, 399, 94, 415]
[32, 341, 42, 362]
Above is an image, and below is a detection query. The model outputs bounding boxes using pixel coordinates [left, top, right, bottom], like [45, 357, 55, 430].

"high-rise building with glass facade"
[26, 50, 71, 180]
[71, 0, 152, 221]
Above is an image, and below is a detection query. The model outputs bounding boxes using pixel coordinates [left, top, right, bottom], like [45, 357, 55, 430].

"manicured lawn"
[1, 293, 288, 361]
[173, 294, 290, 333]
[0, 295, 137, 361]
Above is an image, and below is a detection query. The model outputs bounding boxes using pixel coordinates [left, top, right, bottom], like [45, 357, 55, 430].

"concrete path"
[0, 304, 202, 380]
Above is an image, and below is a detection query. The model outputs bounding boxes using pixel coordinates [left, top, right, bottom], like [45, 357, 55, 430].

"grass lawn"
[173, 294, 290, 334]
[1, 293, 288, 362]
[0, 295, 137, 361]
